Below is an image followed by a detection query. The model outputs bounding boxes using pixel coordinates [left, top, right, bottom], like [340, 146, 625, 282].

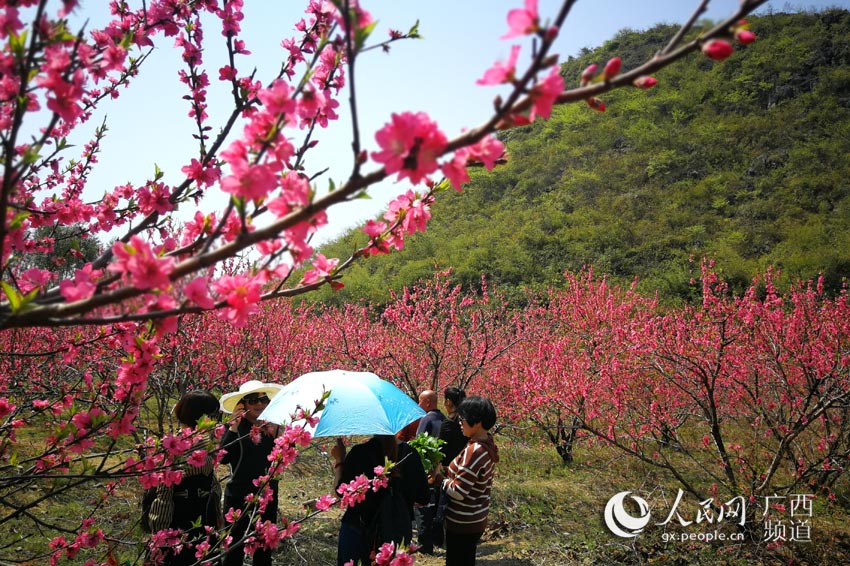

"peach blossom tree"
[494, 264, 850, 522]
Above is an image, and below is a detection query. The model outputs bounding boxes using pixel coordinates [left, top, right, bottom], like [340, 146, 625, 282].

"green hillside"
[314, 9, 850, 306]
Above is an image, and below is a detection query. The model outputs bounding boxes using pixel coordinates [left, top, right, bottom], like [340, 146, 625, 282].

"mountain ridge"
[311, 9, 850, 306]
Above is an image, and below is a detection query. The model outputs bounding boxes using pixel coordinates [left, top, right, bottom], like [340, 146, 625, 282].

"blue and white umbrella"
[257, 370, 424, 437]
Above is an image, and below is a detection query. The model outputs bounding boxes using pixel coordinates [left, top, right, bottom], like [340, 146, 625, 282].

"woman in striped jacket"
[441, 396, 499, 566]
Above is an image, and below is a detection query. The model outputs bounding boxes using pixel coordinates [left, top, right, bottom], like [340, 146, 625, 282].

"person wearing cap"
[219, 379, 283, 566]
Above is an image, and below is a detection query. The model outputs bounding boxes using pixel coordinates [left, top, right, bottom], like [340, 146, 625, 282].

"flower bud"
[585, 97, 606, 112]
[735, 29, 756, 44]
[633, 76, 658, 89]
[580, 63, 598, 86]
[603, 57, 622, 80]
[702, 39, 734, 61]
[541, 54, 559, 69]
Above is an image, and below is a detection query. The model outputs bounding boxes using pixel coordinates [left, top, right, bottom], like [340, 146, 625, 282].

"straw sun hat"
[219, 380, 283, 414]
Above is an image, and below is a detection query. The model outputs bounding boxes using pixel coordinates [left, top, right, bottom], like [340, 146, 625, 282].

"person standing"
[413, 389, 445, 554]
[146, 390, 222, 566]
[219, 380, 283, 566]
[331, 435, 429, 566]
[431, 386, 468, 549]
[438, 387, 468, 466]
[395, 389, 425, 442]
[441, 396, 499, 566]
[415, 389, 445, 438]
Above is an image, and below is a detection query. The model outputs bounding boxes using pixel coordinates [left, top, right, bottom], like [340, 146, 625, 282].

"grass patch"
[275, 433, 850, 565]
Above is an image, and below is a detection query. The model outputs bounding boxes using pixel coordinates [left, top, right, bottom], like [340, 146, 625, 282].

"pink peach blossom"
[213, 274, 262, 327]
[477, 45, 521, 85]
[530, 65, 564, 120]
[441, 153, 471, 191]
[220, 161, 278, 202]
[363, 219, 387, 238]
[469, 134, 506, 171]
[59, 264, 101, 302]
[187, 449, 208, 468]
[181, 158, 221, 187]
[315, 494, 337, 511]
[372, 112, 447, 184]
[501, 0, 539, 39]
[109, 236, 175, 291]
[184, 277, 215, 309]
[301, 254, 339, 285]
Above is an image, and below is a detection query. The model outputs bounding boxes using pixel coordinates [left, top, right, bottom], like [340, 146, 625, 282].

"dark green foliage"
[317, 9, 850, 306]
[11, 224, 102, 280]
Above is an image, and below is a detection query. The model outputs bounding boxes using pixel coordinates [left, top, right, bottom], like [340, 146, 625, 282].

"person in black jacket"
[414, 389, 446, 555]
[147, 390, 221, 566]
[439, 387, 468, 466]
[219, 380, 283, 566]
[432, 386, 468, 549]
[415, 390, 445, 437]
[331, 435, 429, 565]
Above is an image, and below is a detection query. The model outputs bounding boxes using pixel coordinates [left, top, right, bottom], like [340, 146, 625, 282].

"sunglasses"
[242, 395, 270, 405]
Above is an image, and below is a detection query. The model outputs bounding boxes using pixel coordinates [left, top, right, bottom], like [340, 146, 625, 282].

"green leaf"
[432, 178, 452, 194]
[354, 21, 378, 51]
[409, 433, 445, 471]
[9, 30, 28, 58]
[8, 211, 30, 231]
[51, 21, 76, 43]
[1, 282, 22, 313]
[21, 145, 40, 165]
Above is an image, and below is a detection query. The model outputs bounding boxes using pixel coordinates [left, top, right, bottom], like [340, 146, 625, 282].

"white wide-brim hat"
[220, 380, 283, 414]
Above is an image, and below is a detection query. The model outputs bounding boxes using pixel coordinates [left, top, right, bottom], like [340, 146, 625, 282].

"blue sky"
[70, 0, 849, 244]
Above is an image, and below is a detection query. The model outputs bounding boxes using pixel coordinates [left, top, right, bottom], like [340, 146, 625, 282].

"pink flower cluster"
[48, 518, 104, 566]
[366, 122, 505, 254]
[108, 236, 175, 291]
[373, 541, 417, 565]
[337, 474, 371, 508]
[212, 274, 262, 328]
[336, 465, 393, 510]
